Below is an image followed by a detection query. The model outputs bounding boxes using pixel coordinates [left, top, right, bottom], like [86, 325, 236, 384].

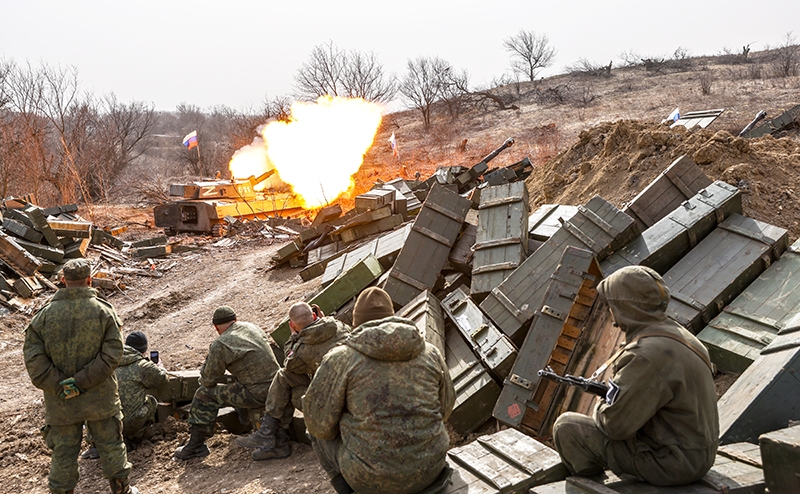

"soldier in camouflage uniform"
[82, 331, 170, 459]
[235, 302, 351, 460]
[174, 306, 279, 459]
[553, 266, 719, 486]
[117, 331, 169, 442]
[23, 259, 137, 494]
[303, 287, 456, 494]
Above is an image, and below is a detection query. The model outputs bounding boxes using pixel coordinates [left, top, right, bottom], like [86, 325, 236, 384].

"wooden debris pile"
[0, 198, 182, 313]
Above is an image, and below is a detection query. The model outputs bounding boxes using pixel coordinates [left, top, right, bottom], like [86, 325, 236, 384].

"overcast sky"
[2, 1, 799, 113]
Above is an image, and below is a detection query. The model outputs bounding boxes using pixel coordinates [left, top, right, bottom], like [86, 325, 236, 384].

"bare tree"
[399, 56, 452, 129]
[773, 31, 799, 77]
[438, 66, 471, 120]
[294, 41, 346, 101]
[294, 41, 396, 103]
[341, 50, 397, 103]
[503, 30, 557, 82]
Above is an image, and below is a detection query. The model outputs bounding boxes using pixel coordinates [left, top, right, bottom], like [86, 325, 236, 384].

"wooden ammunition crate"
[622, 154, 712, 232]
[528, 205, 578, 242]
[759, 424, 800, 494]
[442, 287, 517, 381]
[471, 182, 529, 301]
[0, 230, 42, 276]
[3, 218, 44, 243]
[493, 246, 601, 436]
[480, 195, 637, 345]
[664, 213, 788, 334]
[601, 181, 742, 276]
[321, 223, 411, 286]
[398, 290, 446, 358]
[444, 428, 567, 493]
[698, 238, 800, 374]
[450, 223, 477, 275]
[445, 321, 501, 435]
[384, 184, 471, 308]
[719, 329, 800, 445]
[354, 187, 395, 213]
[530, 451, 764, 493]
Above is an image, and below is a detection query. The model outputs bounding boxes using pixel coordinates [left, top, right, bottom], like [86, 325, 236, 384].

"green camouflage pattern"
[24, 286, 124, 426]
[199, 321, 279, 402]
[45, 413, 130, 492]
[188, 381, 264, 426]
[116, 345, 169, 438]
[284, 316, 351, 376]
[264, 367, 311, 428]
[303, 316, 455, 494]
[554, 266, 718, 486]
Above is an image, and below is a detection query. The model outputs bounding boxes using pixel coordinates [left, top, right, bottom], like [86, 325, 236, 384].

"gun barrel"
[251, 169, 276, 186]
[478, 137, 515, 166]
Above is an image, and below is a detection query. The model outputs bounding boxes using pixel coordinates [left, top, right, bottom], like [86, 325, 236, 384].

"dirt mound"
[525, 120, 800, 240]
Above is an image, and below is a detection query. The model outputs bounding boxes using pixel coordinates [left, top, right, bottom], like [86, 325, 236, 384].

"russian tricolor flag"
[182, 130, 198, 150]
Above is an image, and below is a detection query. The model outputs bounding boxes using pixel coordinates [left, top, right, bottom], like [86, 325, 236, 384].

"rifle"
[537, 366, 609, 397]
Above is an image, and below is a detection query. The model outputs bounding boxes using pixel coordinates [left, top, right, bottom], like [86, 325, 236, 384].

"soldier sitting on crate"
[553, 265, 719, 486]
[82, 331, 169, 459]
[235, 302, 351, 460]
[303, 287, 456, 494]
[174, 306, 280, 459]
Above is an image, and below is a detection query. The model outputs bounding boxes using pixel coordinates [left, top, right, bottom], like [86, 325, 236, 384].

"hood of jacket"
[597, 265, 671, 339]
[298, 316, 340, 345]
[345, 316, 425, 362]
[119, 344, 146, 366]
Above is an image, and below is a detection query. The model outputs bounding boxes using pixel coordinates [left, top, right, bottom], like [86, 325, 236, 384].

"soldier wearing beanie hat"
[175, 306, 279, 460]
[303, 287, 455, 494]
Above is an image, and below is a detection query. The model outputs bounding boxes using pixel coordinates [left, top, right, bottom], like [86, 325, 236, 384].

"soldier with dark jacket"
[303, 287, 456, 494]
[553, 265, 719, 486]
[23, 259, 138, 494]
[174, 306, 280, 459]
[236, 302, 350, 460]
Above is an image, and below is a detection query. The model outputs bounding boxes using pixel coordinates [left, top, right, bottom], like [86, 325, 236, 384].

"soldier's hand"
[311, 304, 324, 317]
[59, 378, 81, 400]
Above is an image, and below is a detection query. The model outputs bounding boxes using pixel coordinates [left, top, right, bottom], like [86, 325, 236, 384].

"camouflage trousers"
[310, 435, 342, 480]
[123, 395, 158, 440]
[553, 412, 712, 486]
[264, 368, 310, 429]
[188, 382, 264, 427]
[43, 412, 131, 493]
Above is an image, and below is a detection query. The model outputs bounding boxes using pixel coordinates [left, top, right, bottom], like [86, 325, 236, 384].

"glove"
[59, 378, 81, 400]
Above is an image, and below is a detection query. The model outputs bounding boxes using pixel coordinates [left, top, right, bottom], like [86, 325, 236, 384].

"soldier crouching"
[303, 287, 455, 494]
[174, 306, 279, 460]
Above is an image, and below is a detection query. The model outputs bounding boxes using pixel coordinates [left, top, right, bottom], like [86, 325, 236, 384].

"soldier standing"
[235, 302, 351, 460]
[553, 265, 719, 486]
[23, 259, 137, 494]
[174, 306, 279, 459]
[303, 287, 455, 494]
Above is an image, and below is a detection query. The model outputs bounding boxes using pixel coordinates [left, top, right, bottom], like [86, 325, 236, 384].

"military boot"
[80, 445, 99, 459]
[235, 415, 279, 450]
[174, 424, 211, 460]
[109, 477, 139, 494]
[330, 474, 353, 494]
[251, 426, 291, 460]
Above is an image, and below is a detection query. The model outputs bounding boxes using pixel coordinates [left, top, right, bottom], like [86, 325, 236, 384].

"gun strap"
[591, 329, 714, 379]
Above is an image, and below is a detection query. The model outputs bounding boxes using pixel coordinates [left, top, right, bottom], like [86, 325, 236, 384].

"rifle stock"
[537, 366, 609, 397]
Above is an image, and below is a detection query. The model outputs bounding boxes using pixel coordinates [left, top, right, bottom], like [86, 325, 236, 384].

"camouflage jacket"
[304, 316, 455, 494]
[200, 321, 279, 402]
[24, 287, 124, 426]
[284, 316, 350, 376]
[116, 345, 169, 426]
